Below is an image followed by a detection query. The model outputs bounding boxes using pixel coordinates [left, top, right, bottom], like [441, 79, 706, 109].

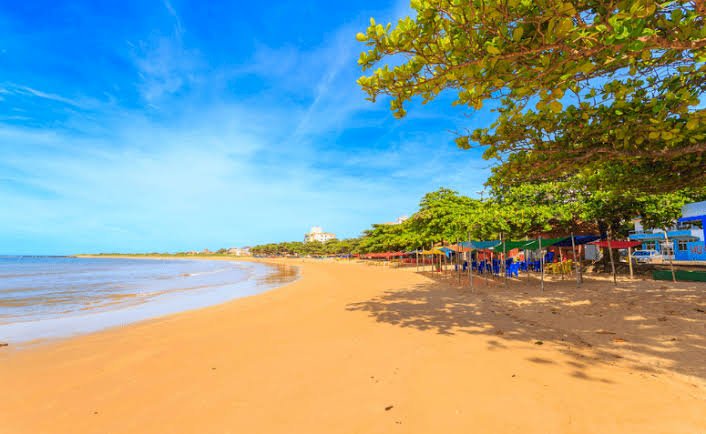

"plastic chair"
[511, 263, 520, 277]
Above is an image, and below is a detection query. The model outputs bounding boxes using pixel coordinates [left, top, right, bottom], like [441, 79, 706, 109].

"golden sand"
[0, 259, 704, 433]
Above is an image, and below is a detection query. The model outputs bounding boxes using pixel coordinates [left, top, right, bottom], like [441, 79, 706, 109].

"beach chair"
[508, 263, 519, 277]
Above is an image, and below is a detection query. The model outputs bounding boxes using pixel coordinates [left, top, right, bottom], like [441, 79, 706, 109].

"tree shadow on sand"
[346, 273, 706, 383]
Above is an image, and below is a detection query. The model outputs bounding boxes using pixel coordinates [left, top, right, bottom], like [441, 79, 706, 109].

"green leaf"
[512, 26, 524, 42]
[486, 44, 501, 55]
[549, 101, 563, 113]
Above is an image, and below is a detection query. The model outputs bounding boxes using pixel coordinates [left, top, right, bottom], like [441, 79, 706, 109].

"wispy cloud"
[0, 84, 99, 110]
[161, 0, 184, 39]
[130, 37, 200, 105]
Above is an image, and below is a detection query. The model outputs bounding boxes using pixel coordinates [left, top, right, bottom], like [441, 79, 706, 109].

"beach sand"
[1, 259, 704, 433]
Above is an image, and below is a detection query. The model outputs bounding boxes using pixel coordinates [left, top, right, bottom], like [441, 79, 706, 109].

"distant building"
[304, 226, 336, 243]
[629, 200, 706, 261]
[381, 215, 409, 225]
[395, 215, 409, 224]
[227, 247, 251, 256]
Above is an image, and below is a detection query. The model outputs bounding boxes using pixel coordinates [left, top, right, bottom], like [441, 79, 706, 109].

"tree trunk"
[502, 233, 507, 286]
[539, 237, 545, 292]
[607, 228, 617, 286]
[468, 232, 473, 290]
[570, 232, 581, 287]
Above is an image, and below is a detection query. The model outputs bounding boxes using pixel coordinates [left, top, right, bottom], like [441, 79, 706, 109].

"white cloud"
[0, 84, 101, 110]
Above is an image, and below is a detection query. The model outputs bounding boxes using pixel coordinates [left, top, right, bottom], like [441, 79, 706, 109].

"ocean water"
[0, 256, 297, 343]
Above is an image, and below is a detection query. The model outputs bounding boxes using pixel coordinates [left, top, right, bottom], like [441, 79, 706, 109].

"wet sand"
[0, 259, 704, 433]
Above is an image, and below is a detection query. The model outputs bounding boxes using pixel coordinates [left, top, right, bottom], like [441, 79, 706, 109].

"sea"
[0, 256, 297, 344]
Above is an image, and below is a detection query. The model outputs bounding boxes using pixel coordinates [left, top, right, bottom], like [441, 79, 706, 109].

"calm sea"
[0, 256, 297, 343]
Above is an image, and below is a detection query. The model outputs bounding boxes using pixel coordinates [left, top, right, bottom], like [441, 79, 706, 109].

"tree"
[357, 0, 706, 192]
[489, 181, 575, 237]
[358, 222, 417, 252]
[411, 188, 478, 242]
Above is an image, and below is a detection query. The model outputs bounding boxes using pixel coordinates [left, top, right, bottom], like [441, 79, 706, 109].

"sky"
[0, 0, 498, 255]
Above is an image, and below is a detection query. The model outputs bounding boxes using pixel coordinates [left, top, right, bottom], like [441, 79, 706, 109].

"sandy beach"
[1, 259, 705, 433]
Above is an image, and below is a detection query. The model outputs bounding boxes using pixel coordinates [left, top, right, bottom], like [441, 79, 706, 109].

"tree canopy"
[357, 0, 706, 192]
[249, 184, 705, 256]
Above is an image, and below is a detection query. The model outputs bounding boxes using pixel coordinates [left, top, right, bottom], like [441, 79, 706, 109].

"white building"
[304, 226, 336, 243]
[227, 247, 251, 256]
[395, 215, 409, 224]
[381, 215, 409, 225]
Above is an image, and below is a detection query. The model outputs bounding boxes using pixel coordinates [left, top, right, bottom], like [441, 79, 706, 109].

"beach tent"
[549, 235, 600, 285]
[491, 236, 600, 253]
[590, 240, 643, 282]
[361, 251, 409, 259]
[552, 235, 600, 247]
[458, 240, 501, 250]
[521, 238, 569, 251]
[491, 240, 533, 253]
[439, 247, 455, 257]
[590, 240, 642, 249]
[448, 244, 472, 253]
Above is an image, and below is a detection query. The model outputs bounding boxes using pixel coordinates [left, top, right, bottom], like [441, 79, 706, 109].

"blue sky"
[0, 0, 497, 254]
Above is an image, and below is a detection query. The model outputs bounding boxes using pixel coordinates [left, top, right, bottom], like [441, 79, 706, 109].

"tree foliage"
[357, 0, 706, 192]
[250, 238, 362, 257]
[250, 184, 706, 256]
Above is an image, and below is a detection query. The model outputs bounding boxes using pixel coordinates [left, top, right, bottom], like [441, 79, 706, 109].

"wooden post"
[487, 250, 491, 286]
[416, 248, 419, 272]
[468, 233, 474, 291]
[502, 234, 507, 287]
[579, 244, 584, 283]
[663, 230, 677, 283]
[436, 246, 444, 277]
[457, 240, 461, 285]
[570, 232, 581, 287]
[607, 229, 617, 286]
[430, 242, 433, 273]
[627, 246, 634, 280]
[539, 237, 545, 292]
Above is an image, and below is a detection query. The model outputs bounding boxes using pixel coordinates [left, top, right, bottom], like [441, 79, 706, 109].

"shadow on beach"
[257, 263, 299, 286]
[346, 271, 706, 383]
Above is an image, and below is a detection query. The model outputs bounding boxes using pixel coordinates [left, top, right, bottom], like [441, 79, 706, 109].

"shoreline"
[0, 256, 299, 346]
[1, 259, 704, 433]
